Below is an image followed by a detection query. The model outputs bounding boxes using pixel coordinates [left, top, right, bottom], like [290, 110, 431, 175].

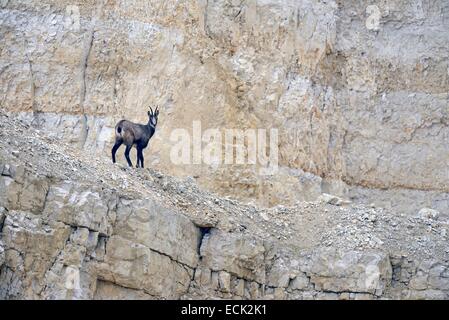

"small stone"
[339, 292, 350, 300]
[2, 164, 11, 176]
[318, 193, 352, 206]
[418, 208, 440, 220]
[259, 211, 269, 221]
[289, 273, 309, 290]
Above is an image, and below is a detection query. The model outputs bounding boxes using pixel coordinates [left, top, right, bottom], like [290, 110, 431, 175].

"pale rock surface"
[0, 112, 446, 300]
[0, 0, 447, 214]
[1, 114, 449, 299]
[200, 229, 266, 283]
[1, 0, 449, 300]
[418, 208, 440, 220]
[318, 193, 352, 206]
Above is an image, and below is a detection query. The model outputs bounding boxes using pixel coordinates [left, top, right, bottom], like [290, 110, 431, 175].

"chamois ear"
[155, 106, 159, 116]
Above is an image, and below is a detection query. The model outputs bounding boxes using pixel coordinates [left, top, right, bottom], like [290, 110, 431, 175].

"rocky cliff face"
[1, 0, 449, 300]
[1, 0, 447, 213]
[1, 112, 448, 299]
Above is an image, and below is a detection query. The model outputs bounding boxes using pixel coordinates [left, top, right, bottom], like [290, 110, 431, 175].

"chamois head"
[148, 106, 159, 128]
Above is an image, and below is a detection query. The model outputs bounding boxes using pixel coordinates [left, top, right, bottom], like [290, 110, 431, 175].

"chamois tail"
[115, 120, 124, 137]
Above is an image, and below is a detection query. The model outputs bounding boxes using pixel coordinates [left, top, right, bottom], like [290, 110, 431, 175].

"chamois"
[111, 106, 159, 168]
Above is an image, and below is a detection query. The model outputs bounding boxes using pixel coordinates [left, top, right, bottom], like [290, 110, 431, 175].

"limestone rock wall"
[0, 111, 448, 300]
[0, 1, 448, 211]
[1, 162, 448, 299]
[335, 0, 449, 214]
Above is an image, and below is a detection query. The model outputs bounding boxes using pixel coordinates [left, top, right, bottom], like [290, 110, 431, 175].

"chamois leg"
[135, 146, 140, 168]
[137, 147, 144, 168]
[111, 139, 122, 163]
[124, 145, 133, 167]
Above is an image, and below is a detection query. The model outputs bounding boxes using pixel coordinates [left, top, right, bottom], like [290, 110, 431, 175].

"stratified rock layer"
[1, 1, 447, 213]
[1, 112, 448, 300]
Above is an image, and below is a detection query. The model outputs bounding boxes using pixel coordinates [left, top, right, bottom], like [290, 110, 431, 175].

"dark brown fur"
[111, 107, 159, 168]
